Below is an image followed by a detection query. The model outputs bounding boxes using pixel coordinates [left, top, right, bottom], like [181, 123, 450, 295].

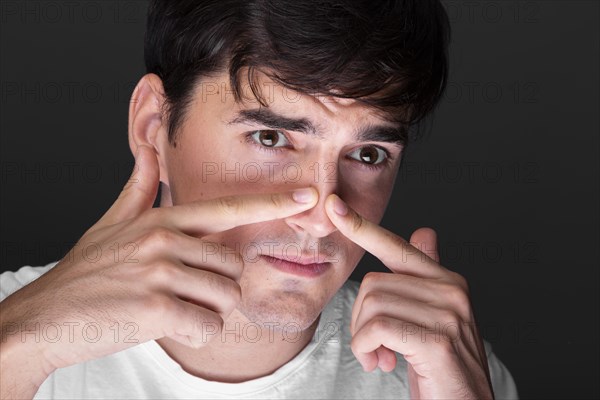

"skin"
[0, 69, 494, 399]
[140, 70, 404, 381]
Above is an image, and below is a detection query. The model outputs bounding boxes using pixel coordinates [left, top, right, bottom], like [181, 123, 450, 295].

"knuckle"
[361, 272, 383, 290]
[440, 324, 461, 345]
[147, 260, 178, 283]
[369, 315, 392, 333]
[206, 270, 228, 290]
[199, 270, 221, 292]
[203, 273, 242, 310]
[391, 234, 406, 249]
[234, 257, 245, 280]
[350, 211, 364, 233]
[140, 227, 174, 247]
[439, 282, 470, 319]
[362, 291, 383, 310]
[219, 279, 242, 311]
[439, 308, 461, 326]
[221, 246, 244, 280]
[269, 193, 285, 209]
[212, 314, 225, 331]
[217, 196, 241, 217]
[450, 271, 470, 293]
[350, 336, 361, 354]
[147, 295, 175, 317]
[227, 283, 242, 307]
[449, 285, 469, 308]
[194, 311, 223, 340]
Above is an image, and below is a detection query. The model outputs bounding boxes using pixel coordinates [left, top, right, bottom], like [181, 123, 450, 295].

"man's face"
[159, 70, 404, 331]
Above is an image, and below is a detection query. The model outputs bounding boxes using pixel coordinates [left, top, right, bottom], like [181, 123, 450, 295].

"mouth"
[260, 255, 332, 278]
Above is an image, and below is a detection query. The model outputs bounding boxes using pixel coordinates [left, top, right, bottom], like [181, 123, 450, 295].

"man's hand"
[0, 145, 318, 398]
[324, 194, 494, 400]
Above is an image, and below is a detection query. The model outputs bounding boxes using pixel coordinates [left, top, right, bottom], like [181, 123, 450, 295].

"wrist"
[1, 324, 55, 399]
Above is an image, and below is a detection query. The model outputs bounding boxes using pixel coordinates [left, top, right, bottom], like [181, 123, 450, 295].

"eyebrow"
[355, 123, 407, 148]
[226, 109, 406, 147]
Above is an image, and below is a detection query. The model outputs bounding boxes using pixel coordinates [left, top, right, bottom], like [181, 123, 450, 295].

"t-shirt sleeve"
[0, 262, 59, 302]
[484, 339, 519, 399]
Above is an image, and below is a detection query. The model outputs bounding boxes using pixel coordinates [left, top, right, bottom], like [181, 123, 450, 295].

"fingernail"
[333, 196, 348, 216]
[292, 188, 316, 204]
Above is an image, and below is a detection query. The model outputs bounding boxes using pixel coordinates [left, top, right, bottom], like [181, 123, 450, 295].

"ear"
[128, 73, 170, 185]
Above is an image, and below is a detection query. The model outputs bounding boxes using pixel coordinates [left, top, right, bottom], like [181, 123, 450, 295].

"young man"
[0, 0, 518, 398]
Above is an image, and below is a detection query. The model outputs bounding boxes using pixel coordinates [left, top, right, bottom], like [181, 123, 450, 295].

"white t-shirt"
[1, 262, 519, 399]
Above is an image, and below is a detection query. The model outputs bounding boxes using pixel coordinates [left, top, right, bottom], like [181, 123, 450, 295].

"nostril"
[290, 222, 303, 231]
[285, 215, 337, 238]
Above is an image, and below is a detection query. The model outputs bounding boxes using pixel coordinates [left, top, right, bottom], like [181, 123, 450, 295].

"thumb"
[409, 227, 440, 264]
[94, 145, 160, 229]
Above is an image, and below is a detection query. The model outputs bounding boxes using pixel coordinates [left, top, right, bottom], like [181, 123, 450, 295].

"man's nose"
[284, 170, 339, 239]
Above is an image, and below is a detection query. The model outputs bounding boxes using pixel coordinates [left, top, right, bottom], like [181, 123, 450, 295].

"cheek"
[164, 141, 247, 204]
[338, 163, 398, 224]
[344, 180, 395, 226]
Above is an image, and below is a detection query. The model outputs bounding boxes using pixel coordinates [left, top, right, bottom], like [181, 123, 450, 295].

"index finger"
[324, 194, 442, 278]
[162, 187, 318, 235]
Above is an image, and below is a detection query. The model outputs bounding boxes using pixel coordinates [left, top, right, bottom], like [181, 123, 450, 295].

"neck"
[157, 309, 321, 383]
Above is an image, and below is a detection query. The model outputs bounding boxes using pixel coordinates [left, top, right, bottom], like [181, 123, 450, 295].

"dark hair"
[144, 0, 450, 146]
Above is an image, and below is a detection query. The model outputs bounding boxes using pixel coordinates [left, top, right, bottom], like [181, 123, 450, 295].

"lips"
[260, 254, 332, 277]
[271, 253, 330, 265]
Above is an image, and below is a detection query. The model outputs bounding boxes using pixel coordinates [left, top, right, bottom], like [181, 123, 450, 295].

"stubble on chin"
[236, 277, 327, 332]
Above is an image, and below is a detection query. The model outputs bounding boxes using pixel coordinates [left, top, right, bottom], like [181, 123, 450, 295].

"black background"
[1, 1, 598, 398]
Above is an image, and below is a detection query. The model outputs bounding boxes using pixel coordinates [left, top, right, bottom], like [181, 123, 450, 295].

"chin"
[236, 285, 327, 332]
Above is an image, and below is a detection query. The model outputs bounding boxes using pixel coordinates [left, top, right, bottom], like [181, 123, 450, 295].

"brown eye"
[348, 145, 387, 165]
[248, 129, 290, 148]
[359, 147, 377, 164]
[258, 130, 280, 147]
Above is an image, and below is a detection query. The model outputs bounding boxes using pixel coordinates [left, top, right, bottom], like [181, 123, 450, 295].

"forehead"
[193, 69, 395, 129]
